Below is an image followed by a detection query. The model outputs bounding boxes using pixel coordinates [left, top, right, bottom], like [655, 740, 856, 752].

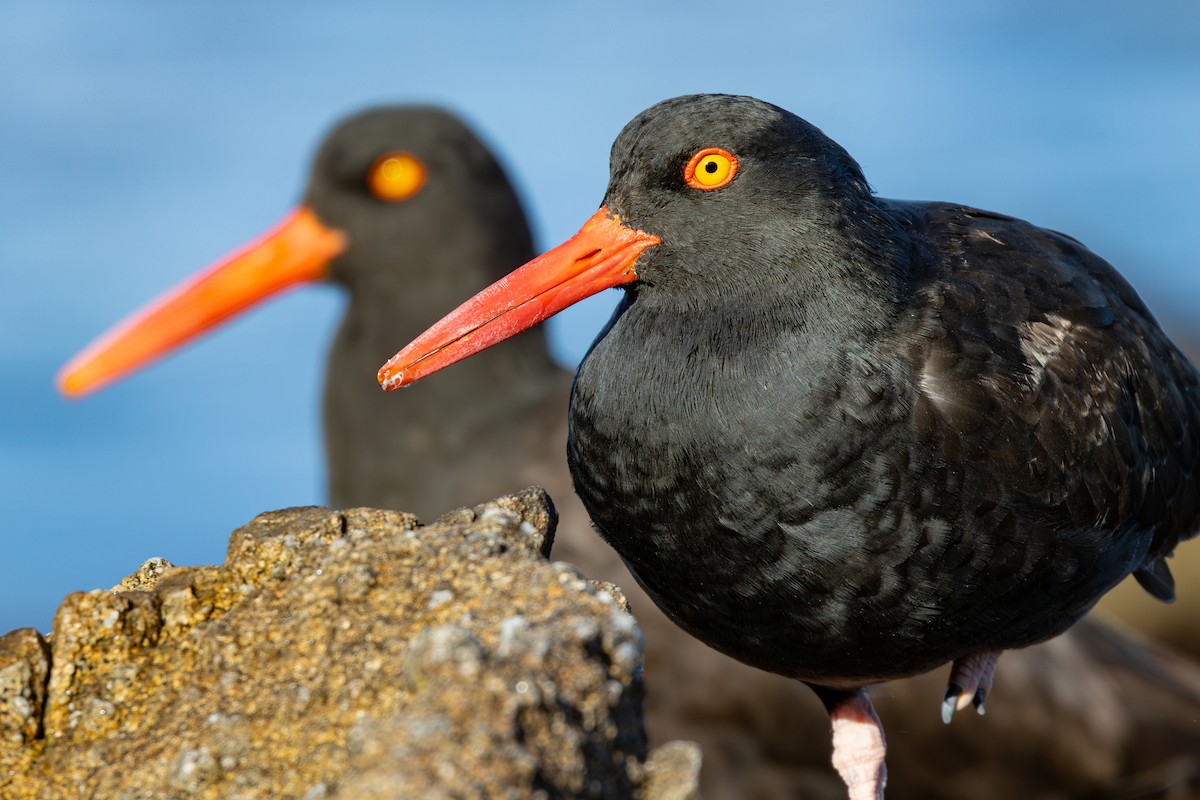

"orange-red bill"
[57, 206, 346, 398]
[378, 207, 660, 390]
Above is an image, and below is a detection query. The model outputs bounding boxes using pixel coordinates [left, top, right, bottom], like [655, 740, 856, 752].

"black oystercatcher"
[379, 94, 1200, 799]
[57, 106, 564, 517]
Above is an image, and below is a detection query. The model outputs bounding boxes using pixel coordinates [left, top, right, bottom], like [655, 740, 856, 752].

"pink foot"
[820, 688, 887, 800]
[942, 648, 1002, 723]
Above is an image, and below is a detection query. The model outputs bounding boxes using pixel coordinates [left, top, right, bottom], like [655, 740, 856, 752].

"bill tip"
[377, 366, 406, 392]
[56, 367, 88, 399]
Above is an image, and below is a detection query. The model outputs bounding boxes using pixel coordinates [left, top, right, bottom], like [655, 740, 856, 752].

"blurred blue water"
[1, 0, 1197, 632]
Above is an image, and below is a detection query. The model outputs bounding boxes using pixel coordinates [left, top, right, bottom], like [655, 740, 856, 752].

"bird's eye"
[684, 147, 738, 190]
[367, 151, 426, 202]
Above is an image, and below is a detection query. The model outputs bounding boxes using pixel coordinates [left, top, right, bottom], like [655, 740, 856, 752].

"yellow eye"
[684, 147, 738, 190]
[367, 151, 426, 202]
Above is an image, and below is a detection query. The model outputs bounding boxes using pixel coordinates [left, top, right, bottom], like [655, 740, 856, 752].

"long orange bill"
[378, 207, 660, 390]
[58, 207, 346, 398]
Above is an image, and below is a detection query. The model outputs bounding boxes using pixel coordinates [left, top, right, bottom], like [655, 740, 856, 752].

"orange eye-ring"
[367, 151, 426, 202]
[684, 147, 738, 190]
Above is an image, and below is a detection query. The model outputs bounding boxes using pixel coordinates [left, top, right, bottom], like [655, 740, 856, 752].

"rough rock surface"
[0, 489, 700, 800]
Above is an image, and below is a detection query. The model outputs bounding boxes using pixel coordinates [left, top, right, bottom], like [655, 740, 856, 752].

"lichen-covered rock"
[642, 741, 702, 800]
[0, 488, 696, 799]
[110, 555, 177, 593]
[0, 629, 50, 746]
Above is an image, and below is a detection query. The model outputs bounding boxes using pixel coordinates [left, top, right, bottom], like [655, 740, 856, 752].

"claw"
[941, 683, 961, 724]
[941, 649, 1002, 723]
[973, 687, 987, 715]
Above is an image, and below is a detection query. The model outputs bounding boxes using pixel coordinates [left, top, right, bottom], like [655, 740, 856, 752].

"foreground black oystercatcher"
[379, 94, 1200, 799]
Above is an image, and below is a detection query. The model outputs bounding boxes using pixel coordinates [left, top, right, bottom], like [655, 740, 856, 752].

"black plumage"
[305, 108, 563, 516]
[563, 95, 1199, 687]
[382, 93, 1200, 798]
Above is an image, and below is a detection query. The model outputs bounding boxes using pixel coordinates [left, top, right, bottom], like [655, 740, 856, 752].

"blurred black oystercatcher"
[379, 94, 1200, 799]
[57, 106, 564, 517]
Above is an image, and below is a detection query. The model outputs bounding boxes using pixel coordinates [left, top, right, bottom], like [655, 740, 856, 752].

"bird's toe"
[942, 648, 1002, 723]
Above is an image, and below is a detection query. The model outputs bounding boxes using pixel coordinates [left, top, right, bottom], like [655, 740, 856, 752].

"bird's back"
[888, 199, 1200, 596]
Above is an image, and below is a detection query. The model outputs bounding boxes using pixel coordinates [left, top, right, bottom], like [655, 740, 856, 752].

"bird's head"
[307, 106, 532, 293]
[57, 105, 531, 398]
[602, 94, 871, 297]
[379, 94, 881, 390]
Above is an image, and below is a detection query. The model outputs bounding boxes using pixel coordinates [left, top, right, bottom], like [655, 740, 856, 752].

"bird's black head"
[305, 106, 534, 297]
[58, 104, 540, 399]
[602, 94, 882, 303]
[379, 94, 906, 390]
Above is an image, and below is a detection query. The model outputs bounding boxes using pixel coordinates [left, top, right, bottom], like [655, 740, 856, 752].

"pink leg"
[818, 688, 887, 800]
[942, 648, 1002, 723]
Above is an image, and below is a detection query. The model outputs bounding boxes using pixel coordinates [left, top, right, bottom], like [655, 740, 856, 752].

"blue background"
[2, 1, 1197, 633]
